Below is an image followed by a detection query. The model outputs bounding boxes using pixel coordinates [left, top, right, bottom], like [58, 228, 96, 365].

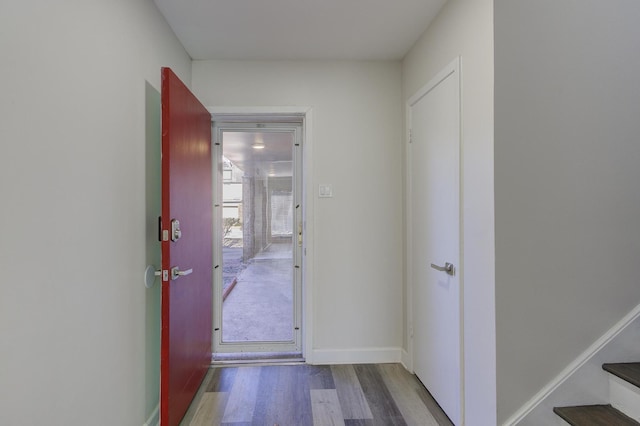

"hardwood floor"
[181, 363, 453, 426]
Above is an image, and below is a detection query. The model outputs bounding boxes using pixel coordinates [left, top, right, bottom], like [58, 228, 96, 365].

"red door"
[160, 67, 213, 426]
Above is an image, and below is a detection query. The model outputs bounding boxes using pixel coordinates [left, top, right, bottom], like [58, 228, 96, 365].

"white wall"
[495, 0, 640, 423]
[0, 1, 191, 424]
[402, 0, 496, 424]
[193, 60, 403, 360]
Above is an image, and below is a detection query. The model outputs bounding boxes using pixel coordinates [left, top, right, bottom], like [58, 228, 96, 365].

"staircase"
[554, 363, 640, 425]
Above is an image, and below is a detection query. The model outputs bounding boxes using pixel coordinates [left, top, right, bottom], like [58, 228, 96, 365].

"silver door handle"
[171, 266, 193, 280]
[430, 262, 455, 276]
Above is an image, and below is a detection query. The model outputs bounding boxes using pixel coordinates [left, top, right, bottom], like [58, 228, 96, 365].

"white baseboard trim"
[143, 404, 159, 426]
[400, 348, 412, 371]
[310, 347, 402, 365]
[503, 303, 640, 425]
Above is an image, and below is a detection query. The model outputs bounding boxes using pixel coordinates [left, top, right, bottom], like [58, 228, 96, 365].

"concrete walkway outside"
[222, 246, 245, 293]
[222, 243, 294, 342]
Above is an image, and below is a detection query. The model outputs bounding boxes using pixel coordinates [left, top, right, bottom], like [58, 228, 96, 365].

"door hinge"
[409, 129, 413, 144]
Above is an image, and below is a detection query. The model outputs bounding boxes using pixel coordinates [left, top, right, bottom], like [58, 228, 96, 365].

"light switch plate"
[319, 184, 333, 198]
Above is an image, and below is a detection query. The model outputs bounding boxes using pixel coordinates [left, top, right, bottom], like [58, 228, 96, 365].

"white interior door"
[409, 59, 462, 425]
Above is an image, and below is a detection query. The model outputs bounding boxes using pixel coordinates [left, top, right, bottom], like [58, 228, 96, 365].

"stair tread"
[554, 404, 640, 425]
[603, 363, 640, 388]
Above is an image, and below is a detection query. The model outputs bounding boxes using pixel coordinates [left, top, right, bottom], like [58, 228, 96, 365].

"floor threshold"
[211, 351, 304, 366]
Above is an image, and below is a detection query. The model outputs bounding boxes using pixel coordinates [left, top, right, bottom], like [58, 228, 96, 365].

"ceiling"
[223, 131, 294, 178]
[153, 0, 448, 61]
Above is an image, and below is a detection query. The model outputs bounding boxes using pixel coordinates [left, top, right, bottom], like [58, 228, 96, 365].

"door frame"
[209, 106, 314, 360]
[405, 58, 464, 422]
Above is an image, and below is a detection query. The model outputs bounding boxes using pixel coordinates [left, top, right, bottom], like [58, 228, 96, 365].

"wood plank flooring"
[181, 363, 453, 426]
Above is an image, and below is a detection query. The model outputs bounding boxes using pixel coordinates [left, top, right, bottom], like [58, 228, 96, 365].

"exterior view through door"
[213, 120, 303, 357]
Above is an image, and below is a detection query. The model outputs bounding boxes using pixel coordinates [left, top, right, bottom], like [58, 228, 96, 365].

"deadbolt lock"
[171, 219, 182, 242]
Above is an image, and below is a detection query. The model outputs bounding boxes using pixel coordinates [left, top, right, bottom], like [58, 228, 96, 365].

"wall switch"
[319, 184, 333, 198]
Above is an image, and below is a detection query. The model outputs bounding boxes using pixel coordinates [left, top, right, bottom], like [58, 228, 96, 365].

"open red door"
[160, 67, 213, 426]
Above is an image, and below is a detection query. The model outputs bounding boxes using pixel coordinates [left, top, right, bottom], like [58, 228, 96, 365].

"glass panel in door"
[219, 130, 296, 346]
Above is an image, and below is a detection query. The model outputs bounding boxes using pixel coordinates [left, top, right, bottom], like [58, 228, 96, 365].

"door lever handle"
[171, 266, 193, 280]
[430, 262, 455, 276]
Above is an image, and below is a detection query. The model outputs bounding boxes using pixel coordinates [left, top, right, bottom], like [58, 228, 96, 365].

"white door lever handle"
[430, 262, 455, 276]
[171, 266, 193, 280]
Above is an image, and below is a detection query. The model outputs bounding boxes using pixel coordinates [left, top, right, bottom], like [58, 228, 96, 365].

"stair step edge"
[554, 404, 640, 425]
[603, 363, 640, 388]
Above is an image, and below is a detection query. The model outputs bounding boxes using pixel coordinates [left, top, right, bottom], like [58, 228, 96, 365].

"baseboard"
[503, 303, 640, 425]
[143, 404, 159, 426]
[310, 347, 402, 365]
[400, 348, 412, 371]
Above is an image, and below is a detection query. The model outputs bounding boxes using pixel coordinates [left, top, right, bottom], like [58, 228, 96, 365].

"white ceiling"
[223, 131, 294, 177]
[153, 0, 448, 61]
